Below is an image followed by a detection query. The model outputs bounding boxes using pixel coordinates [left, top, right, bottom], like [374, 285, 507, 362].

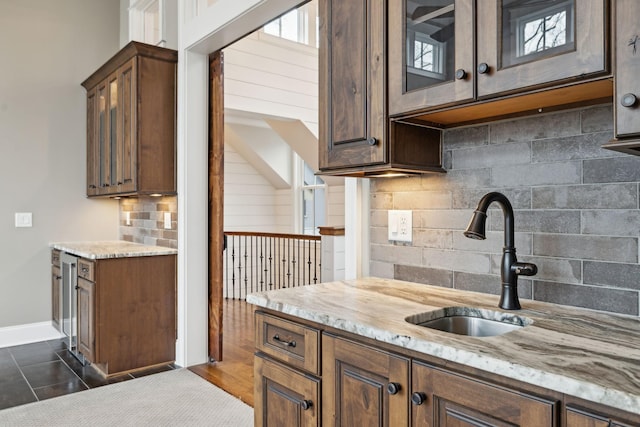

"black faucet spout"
[464, 192, 537, 310]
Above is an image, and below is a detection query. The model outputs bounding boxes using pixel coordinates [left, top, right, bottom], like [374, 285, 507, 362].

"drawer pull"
[81, 267, 89, 273]
[273, 334, 296, 348]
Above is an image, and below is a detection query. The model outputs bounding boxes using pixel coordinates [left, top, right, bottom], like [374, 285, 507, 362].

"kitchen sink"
[405, 307, 532, 337]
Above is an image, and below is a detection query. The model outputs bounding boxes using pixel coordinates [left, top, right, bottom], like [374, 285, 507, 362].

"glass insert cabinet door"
[388, 0, 474, 116]
[477, 0, 607, 97]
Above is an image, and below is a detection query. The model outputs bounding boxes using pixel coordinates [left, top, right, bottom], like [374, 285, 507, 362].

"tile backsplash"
[371, 104, 640, 316]
[120, 196, 177, 249]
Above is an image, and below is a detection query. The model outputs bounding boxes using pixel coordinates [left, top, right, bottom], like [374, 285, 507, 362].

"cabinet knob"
[386, 382, 401, 395]
[411, 392, 427, 406]
[455, 69, 467, 80]
[621, 93, 638, 108]
[367, 137, 378, 146]
[477, 63, 490, 74]
[301, 399, 313, 410]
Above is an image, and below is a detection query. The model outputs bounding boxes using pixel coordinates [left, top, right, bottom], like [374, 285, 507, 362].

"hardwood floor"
[189, 299, 255, 407]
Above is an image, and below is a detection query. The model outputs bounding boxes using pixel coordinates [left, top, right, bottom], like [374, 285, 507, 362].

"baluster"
[231, 236, 236, 299]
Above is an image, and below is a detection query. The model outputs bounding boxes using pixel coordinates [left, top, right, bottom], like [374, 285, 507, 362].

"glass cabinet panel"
[109, 78, 118, 187]
[501, 0, 575, 68]
[97, 84, 107, 189]
[404, 0, 456, 93]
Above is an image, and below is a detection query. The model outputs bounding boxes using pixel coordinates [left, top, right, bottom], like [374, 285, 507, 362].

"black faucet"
[464, 192, 537, 310]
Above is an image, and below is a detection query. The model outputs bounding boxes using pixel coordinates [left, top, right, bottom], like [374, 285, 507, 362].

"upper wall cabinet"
[82, 42, 177, 198]
[389, 0, 611, 123]
[602, 0, 640, 154]
[318, 0, 445, 177]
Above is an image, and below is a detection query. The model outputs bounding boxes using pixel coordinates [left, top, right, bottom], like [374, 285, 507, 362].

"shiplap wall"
[223, 29, 344, 234]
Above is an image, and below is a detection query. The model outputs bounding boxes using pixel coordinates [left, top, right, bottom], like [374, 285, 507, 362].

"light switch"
[15, 212, 33, 228]
[164, 212, 172, 229]
[388, 210, 412, 243]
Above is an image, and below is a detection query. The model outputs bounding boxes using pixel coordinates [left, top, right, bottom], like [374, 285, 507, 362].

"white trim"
[0, 322, 65, 349]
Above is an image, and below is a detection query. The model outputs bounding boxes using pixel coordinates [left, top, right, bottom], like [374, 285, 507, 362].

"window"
[518, 2, 573, 57]
[129, 0, 165, 46]
[502, 0, 575, 67]
[407, 31, 446, 80]
[301, 162, 325, 235]
[263, 1, 318, 47]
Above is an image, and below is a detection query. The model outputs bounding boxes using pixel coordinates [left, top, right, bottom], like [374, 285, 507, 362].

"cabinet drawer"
[256, 312, 320, 375]
[78, 259, 95, 282]
[51, 250, 61, 267]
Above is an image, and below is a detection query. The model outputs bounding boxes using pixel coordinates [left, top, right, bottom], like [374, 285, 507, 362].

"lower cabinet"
[412, 361, 558, 426]
[322, 334, 410, 427]
[75, 254, 176, 376]
[77, 277, 95, 363]
[254, 354, 320, 427]
[253, 310, 640, 427]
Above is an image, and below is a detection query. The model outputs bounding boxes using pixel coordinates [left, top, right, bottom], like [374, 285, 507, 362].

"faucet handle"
[512, 262, 538, 276]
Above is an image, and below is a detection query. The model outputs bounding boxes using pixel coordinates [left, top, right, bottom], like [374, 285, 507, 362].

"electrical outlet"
[125, 211, 131, 226]
[164, 212, 172, 230]
[388, 210, 412, 243]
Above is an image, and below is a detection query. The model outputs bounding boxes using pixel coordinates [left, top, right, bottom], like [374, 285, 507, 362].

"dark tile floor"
[0, 339, 177, 410]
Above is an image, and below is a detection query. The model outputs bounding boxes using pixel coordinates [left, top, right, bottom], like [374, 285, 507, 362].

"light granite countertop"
[247, 277, 640, 415]
[50, 241, 177, 259]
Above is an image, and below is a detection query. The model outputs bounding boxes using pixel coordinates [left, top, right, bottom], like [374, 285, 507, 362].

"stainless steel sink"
[405, 307, 532, 337]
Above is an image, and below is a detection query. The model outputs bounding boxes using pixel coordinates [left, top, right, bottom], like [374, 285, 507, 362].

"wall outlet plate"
[164, 212, 172, 229]
[388, 210, 412, 243]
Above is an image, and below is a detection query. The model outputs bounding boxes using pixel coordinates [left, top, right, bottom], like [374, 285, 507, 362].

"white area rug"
[0, 368, 253, 426]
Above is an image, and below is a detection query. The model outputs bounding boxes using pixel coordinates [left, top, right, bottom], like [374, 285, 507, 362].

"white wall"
[224, 143, 290, 232]
[0, 0, 120, 331]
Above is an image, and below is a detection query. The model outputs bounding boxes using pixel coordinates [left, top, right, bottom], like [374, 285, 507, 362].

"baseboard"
[0, 321, 65, 349]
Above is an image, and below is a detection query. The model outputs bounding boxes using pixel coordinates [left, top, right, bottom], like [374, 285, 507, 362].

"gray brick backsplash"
[490, 210, 581, 234]
[581, 105, 614, 133]
[531, 132, 616, 163]
[452, 188, 531, 209]
[371, 243, 422, 265]
[584, 156, 640, 183]
[533, 234, 638, 263]
[413, 229, 453, 249]
[371, 193, 393, 209]
[453, 231, 532, 255]
[120, 196, 177, 249]
[443, 125, 489, 149]
[582, 210, 640, 237]
[416, 209, 475, 230]
[422, 248, 491, 274]
[491, 162, 582, 187]
[489, 110, 580, 144]
[421, 169, 492, 190]
[491, 256, 581, 284]
[532, 184, 637, 210]
[392, 190, 451, 210]
[583, 261, 640, 290]
[394, 265, 453, 288]
[370, 104, 640, 316]
[453, 272, 533, 299]
[533, 281, 639, 315]
[452, 142, 531, 170]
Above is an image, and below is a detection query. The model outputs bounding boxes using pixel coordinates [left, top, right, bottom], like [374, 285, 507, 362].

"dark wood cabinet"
[75, 254, 176, 376]
[412, 361, 558, 426]
[388, 0, 611, 126]
[602, 0, 640, 154]
[254, 354, 320, 427]
[51, 250, 61, 330]
[253, 309, 639, 427]
[322, 334, 410, 427]
[318, 0, 444, 177]
[82, 41, 176, 197]
[77, 276, 95, 363]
